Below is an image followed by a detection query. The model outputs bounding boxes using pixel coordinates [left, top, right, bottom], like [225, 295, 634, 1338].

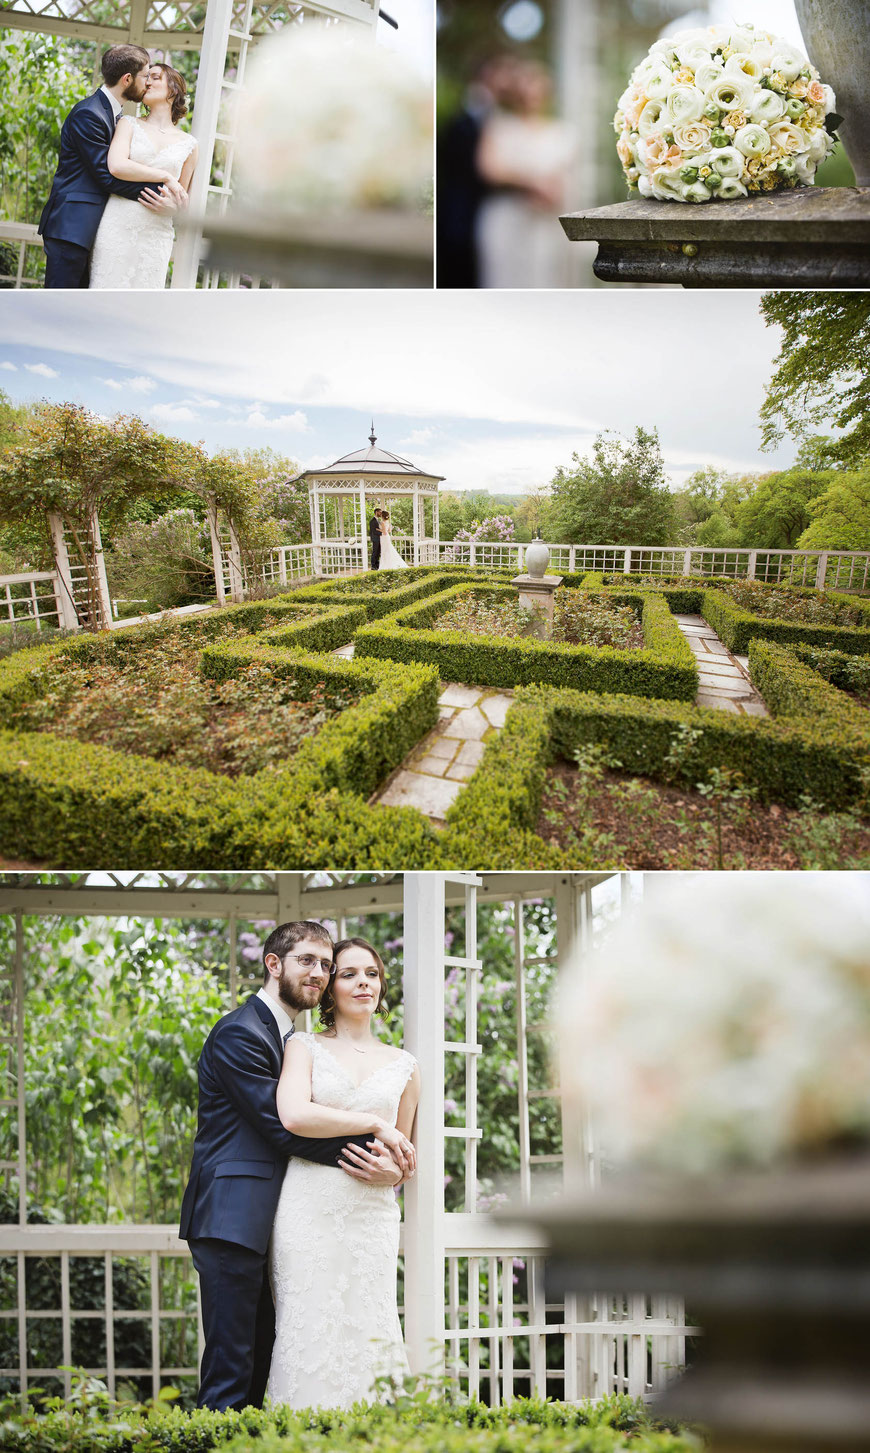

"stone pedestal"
[516, 1154, 870, 1452]
[512, 573, 562, 639]
[559, 187, 870, 288]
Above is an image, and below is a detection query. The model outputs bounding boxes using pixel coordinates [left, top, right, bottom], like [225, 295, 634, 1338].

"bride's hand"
[374, 1121, 416, 1175]
[337, 1139, 403, 1186]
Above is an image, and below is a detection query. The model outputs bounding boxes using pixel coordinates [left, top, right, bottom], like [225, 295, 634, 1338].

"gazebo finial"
[369, 421, 377, 447]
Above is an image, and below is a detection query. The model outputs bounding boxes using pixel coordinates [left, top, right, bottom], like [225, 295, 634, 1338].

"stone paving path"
[674, 614, 768, 717]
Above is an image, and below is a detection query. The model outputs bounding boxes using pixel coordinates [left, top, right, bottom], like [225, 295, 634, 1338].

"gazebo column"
[171, 0, 235, 290]
[402, 873, 447, 1378]
[359, 482, 367, 571]
[207, 505, 227, 606]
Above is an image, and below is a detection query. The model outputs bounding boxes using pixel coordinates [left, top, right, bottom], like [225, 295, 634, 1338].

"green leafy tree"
[0, 404, 180, 627]
[760, 292, 870, 468]
[0, 33, 87, 233]
[797, 470, 870, 550]
[548, 427, 675, 545]
[734, 467, 830, 548]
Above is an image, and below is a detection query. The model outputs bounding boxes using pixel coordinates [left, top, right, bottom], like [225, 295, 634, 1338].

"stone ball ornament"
[557, 872, 870, 1175]
[233, 25, 433, 215]
[614, 22, 840, 203]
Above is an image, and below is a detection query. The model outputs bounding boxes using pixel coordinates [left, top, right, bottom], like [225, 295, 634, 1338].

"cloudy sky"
[0, 290, 792, 493]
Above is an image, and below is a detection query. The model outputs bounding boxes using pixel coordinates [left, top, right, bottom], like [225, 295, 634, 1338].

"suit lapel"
[247, 992, 283, 1054]
[94, 88, 115, 133]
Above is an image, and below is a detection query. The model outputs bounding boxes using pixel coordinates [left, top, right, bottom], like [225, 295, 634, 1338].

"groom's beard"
[277, 968, 324, 1015]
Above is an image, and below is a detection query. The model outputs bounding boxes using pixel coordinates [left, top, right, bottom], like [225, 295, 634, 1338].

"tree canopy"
[546, 427, 675, 545]
[760, 292, 870, 469]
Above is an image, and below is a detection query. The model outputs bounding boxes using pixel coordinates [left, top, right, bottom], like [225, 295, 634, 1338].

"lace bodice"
[127, 118, 197, 180]
[293, 1032, 415, 1124]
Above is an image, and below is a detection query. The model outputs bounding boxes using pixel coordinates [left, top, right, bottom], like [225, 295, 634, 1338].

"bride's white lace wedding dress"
[267, 1032, 415, 1410]
[378, 526, 408, 572]
[90, 120, 197, 290]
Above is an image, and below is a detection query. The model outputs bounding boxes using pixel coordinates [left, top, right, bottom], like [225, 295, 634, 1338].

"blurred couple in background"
[437, 51, 575, 289]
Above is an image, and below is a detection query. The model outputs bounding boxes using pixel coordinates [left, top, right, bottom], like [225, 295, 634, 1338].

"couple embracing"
[369, 510, 408, 572]
[39, 44, 198, 289]
[180, 921, 420, 1412]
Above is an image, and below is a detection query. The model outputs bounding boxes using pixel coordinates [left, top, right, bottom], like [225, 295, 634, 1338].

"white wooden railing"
[0, 222, 44, 287]
[0, 571, 63, 629]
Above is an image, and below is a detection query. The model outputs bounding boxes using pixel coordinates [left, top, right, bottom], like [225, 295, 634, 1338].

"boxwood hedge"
[0, 625, 443, 868]
[700, 587, 870, 656]
[0, 1390, 698, 1453]
[353, 584, 698, 700]
[289, 567, 504, 622]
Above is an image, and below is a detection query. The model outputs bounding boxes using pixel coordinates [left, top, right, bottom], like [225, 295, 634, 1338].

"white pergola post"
[227, 517, 245, 603]
[46, 514, 82, 631]
[402, 872, 447, 1379]
[206, 504, 227, 606]
[89, 511, 113, 627]
[171, 0, 234, 290]
[359, 482, 367, 569]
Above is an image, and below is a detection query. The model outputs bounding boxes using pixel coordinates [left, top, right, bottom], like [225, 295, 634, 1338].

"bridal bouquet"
[614, 23, 838, 203]
[234, 26, 432, 214]
[557, 874, 870, 1173]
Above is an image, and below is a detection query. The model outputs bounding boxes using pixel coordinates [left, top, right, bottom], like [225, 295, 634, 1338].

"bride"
[90, 63, 198, 290]
[269, 938, 420, 1409]
[377, 511, 409, 572]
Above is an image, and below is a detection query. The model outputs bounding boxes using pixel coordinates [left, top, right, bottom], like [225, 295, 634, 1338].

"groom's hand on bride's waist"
[337, 1138, 408, 1188]
[139, 180, 187, 213]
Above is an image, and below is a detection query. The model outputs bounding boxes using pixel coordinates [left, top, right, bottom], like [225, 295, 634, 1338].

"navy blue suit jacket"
[39, 90, 145, 249]
[180, 994, 366, 1255]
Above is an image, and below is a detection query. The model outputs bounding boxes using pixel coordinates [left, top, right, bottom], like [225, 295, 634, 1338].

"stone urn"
[795, 0, 870, 185]
[524, 538, 550, 579]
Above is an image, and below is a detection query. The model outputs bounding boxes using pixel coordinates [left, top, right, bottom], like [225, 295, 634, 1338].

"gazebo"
[0, 0, 383, 289]
[0, 871, 690, 1408]
[297, 427, 444, 572]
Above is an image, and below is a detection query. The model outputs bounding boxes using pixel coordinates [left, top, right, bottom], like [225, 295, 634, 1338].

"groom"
[180, 920, 407, 1412]
[39, 43, 182, 290]
[370, 508, 382, 570]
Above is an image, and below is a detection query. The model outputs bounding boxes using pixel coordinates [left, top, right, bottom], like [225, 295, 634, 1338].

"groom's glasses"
[285, 952, 334, 975]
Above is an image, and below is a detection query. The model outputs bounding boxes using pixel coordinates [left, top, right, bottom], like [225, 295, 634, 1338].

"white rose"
[673, 120, 712, 153]
[708, 24, 732, 46]
[793, 153, 816, 183]
[676, 40, 713, 70]
[725, 51, 764, 79]
[651, 163, 685, 201]
[694, 59, 724, 91]
[682, 179, 711, 202]
[638, 98, 668, 136]
[735, 123, 772, 157]
[644, 61, 674, 99]
[673, 27, 716, 48]
[706, 74, 755, 112]
[717, 175, 749, 199]
[637, 173, 654, 197]
[768, 120, 806, 154]
[807, 128, 829, 163]
[709, 145, 745, 177]
[750, 40, 775, 66]
[667, 84, 706, 125]
[726, 25, 756, 51]
[648, 38, 678, 61]
[617, 85, 636, 112]
[750, 89, 786, 124]
[770, 43, 807, 81]
[820, 83, 836, 115]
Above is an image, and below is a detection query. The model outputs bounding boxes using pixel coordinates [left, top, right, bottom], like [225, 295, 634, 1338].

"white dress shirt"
[100, 84, 123, 124]
[256, 986, 295, 1044]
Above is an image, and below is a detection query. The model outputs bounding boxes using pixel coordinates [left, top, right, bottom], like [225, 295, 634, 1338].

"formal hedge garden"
[0, 1383, 700, 1453]
[0, 567, 867, 868]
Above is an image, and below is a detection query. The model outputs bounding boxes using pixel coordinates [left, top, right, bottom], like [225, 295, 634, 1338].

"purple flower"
[444, 1098, 458, 1116]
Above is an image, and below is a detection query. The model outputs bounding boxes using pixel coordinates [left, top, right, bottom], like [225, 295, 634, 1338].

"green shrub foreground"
[0, 1381, 701, 1453]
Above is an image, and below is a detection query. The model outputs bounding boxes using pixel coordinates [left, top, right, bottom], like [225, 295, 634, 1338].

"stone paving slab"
[439, 683, 483, 709]
[414, 753, 450, 777]
[480, 693, 514, 728]
[674, 614, 769, 718]
[455, 740, 486, 767]
[442, 705, 490, 740]
[694, 657, 744, 676]
[696, 691, 740, 713]
[332, 643, 355, 658]
[376, 770, 463, 818]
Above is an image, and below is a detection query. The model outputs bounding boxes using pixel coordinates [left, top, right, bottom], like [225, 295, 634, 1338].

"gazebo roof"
[295, 427, 445, 483]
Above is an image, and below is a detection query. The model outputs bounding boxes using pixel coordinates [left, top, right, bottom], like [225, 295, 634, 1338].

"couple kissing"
[179, 921, 420, 1413]
[39, 43, 198, 290]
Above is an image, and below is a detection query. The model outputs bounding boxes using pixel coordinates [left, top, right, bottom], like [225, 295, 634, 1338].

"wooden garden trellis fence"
[0, 871, 693, 1407]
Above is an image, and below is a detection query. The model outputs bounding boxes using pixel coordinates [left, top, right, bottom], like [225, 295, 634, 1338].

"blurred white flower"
[234, 25, 432, 214]
[557, 874, 870, 1174]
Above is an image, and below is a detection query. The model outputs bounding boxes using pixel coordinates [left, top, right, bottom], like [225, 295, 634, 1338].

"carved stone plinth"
[512, 573, 562, 638]
[518, 1155, 870, 1452]
[560, 187, 870, 288]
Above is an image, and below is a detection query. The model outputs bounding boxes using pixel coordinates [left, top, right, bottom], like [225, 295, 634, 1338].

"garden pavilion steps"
[673, 614, 769, 717]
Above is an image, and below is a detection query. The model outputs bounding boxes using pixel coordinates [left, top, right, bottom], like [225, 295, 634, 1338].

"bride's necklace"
[332, 1034, 372, 1055]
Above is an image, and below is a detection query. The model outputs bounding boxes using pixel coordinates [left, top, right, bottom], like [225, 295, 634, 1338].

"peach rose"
[617, 135, 634, 166]
[808, 80, 825, 105]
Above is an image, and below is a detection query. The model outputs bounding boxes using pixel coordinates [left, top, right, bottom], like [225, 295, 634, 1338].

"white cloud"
[128, 375, 157, 394]
[0, 362, 17, 372]
[24, 362, 59, 378]
[151, 402, 197, 423]
[236, 407, 310, 433]
[101, 378, 124, 390]
[398, 427, 436, 449]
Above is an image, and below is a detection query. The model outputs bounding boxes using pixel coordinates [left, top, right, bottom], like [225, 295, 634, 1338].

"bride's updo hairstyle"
[148, 63, 189, 125]
[319, 938, 389, 1029]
